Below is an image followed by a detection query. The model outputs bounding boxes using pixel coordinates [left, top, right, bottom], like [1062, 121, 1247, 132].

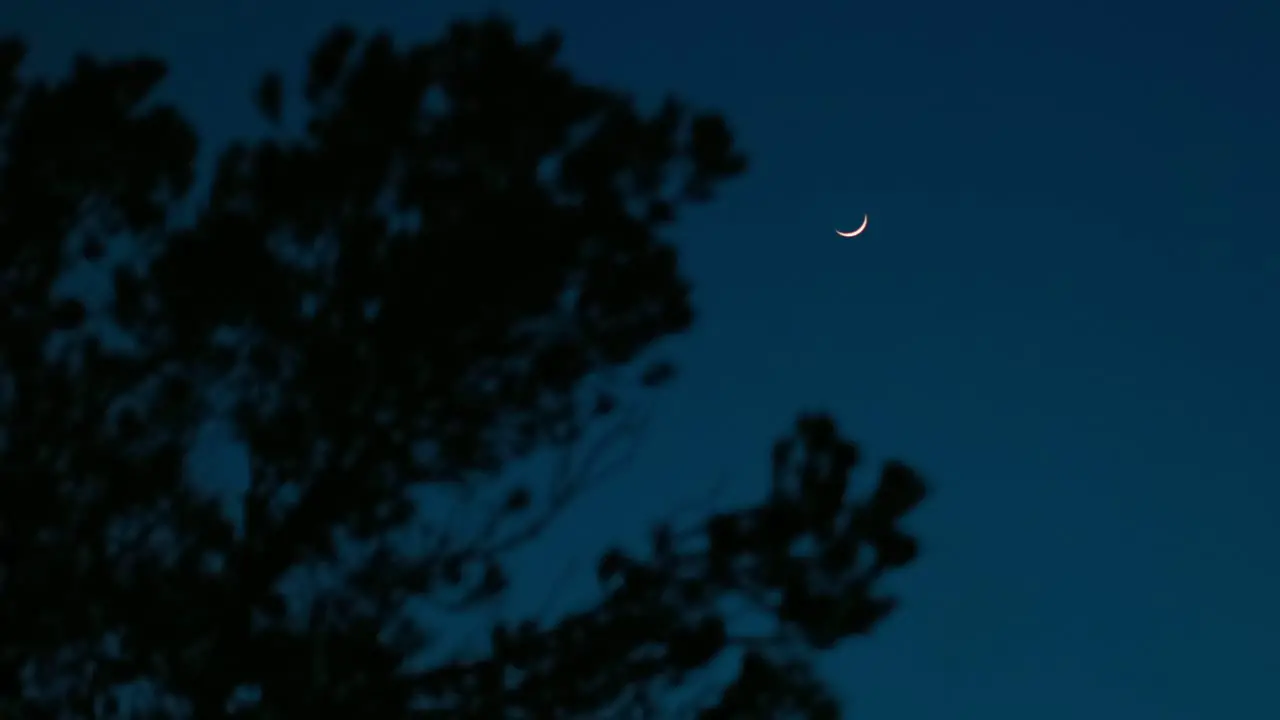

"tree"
[0, 16, 928, 718]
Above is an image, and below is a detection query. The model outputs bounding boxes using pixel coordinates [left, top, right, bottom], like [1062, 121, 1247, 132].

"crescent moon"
[836, 214, 869, 237]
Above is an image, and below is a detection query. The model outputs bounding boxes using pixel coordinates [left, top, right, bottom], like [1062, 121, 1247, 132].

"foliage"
[0, 17, 926, 718]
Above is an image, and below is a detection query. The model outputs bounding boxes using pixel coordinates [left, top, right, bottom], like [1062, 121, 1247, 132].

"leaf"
[50, 298, 86, 330]
[255, 71, 284, 124]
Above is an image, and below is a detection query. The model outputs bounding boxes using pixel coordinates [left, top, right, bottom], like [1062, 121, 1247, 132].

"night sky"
[11, 0, 1280, 716]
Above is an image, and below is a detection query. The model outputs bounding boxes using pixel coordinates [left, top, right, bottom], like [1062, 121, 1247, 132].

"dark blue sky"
[13, 0, 1280, 716]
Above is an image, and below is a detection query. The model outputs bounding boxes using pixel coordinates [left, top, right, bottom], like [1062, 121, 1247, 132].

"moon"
[836, 214, 869, 237]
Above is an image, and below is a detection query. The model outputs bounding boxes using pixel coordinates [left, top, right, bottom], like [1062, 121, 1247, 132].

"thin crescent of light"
[836, 214, 869, 237]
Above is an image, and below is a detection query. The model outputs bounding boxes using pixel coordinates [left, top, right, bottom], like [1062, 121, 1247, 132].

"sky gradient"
[11, 0, 1280, 716]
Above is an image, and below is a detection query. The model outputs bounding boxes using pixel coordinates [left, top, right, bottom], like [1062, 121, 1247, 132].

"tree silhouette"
[0, 17, 928, 718]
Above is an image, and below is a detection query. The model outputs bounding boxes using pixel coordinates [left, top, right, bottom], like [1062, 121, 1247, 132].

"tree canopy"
[0, 17, 927, 718]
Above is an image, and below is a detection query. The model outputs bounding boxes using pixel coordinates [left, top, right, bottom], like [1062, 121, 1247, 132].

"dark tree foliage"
[0, 17, 928, 719]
